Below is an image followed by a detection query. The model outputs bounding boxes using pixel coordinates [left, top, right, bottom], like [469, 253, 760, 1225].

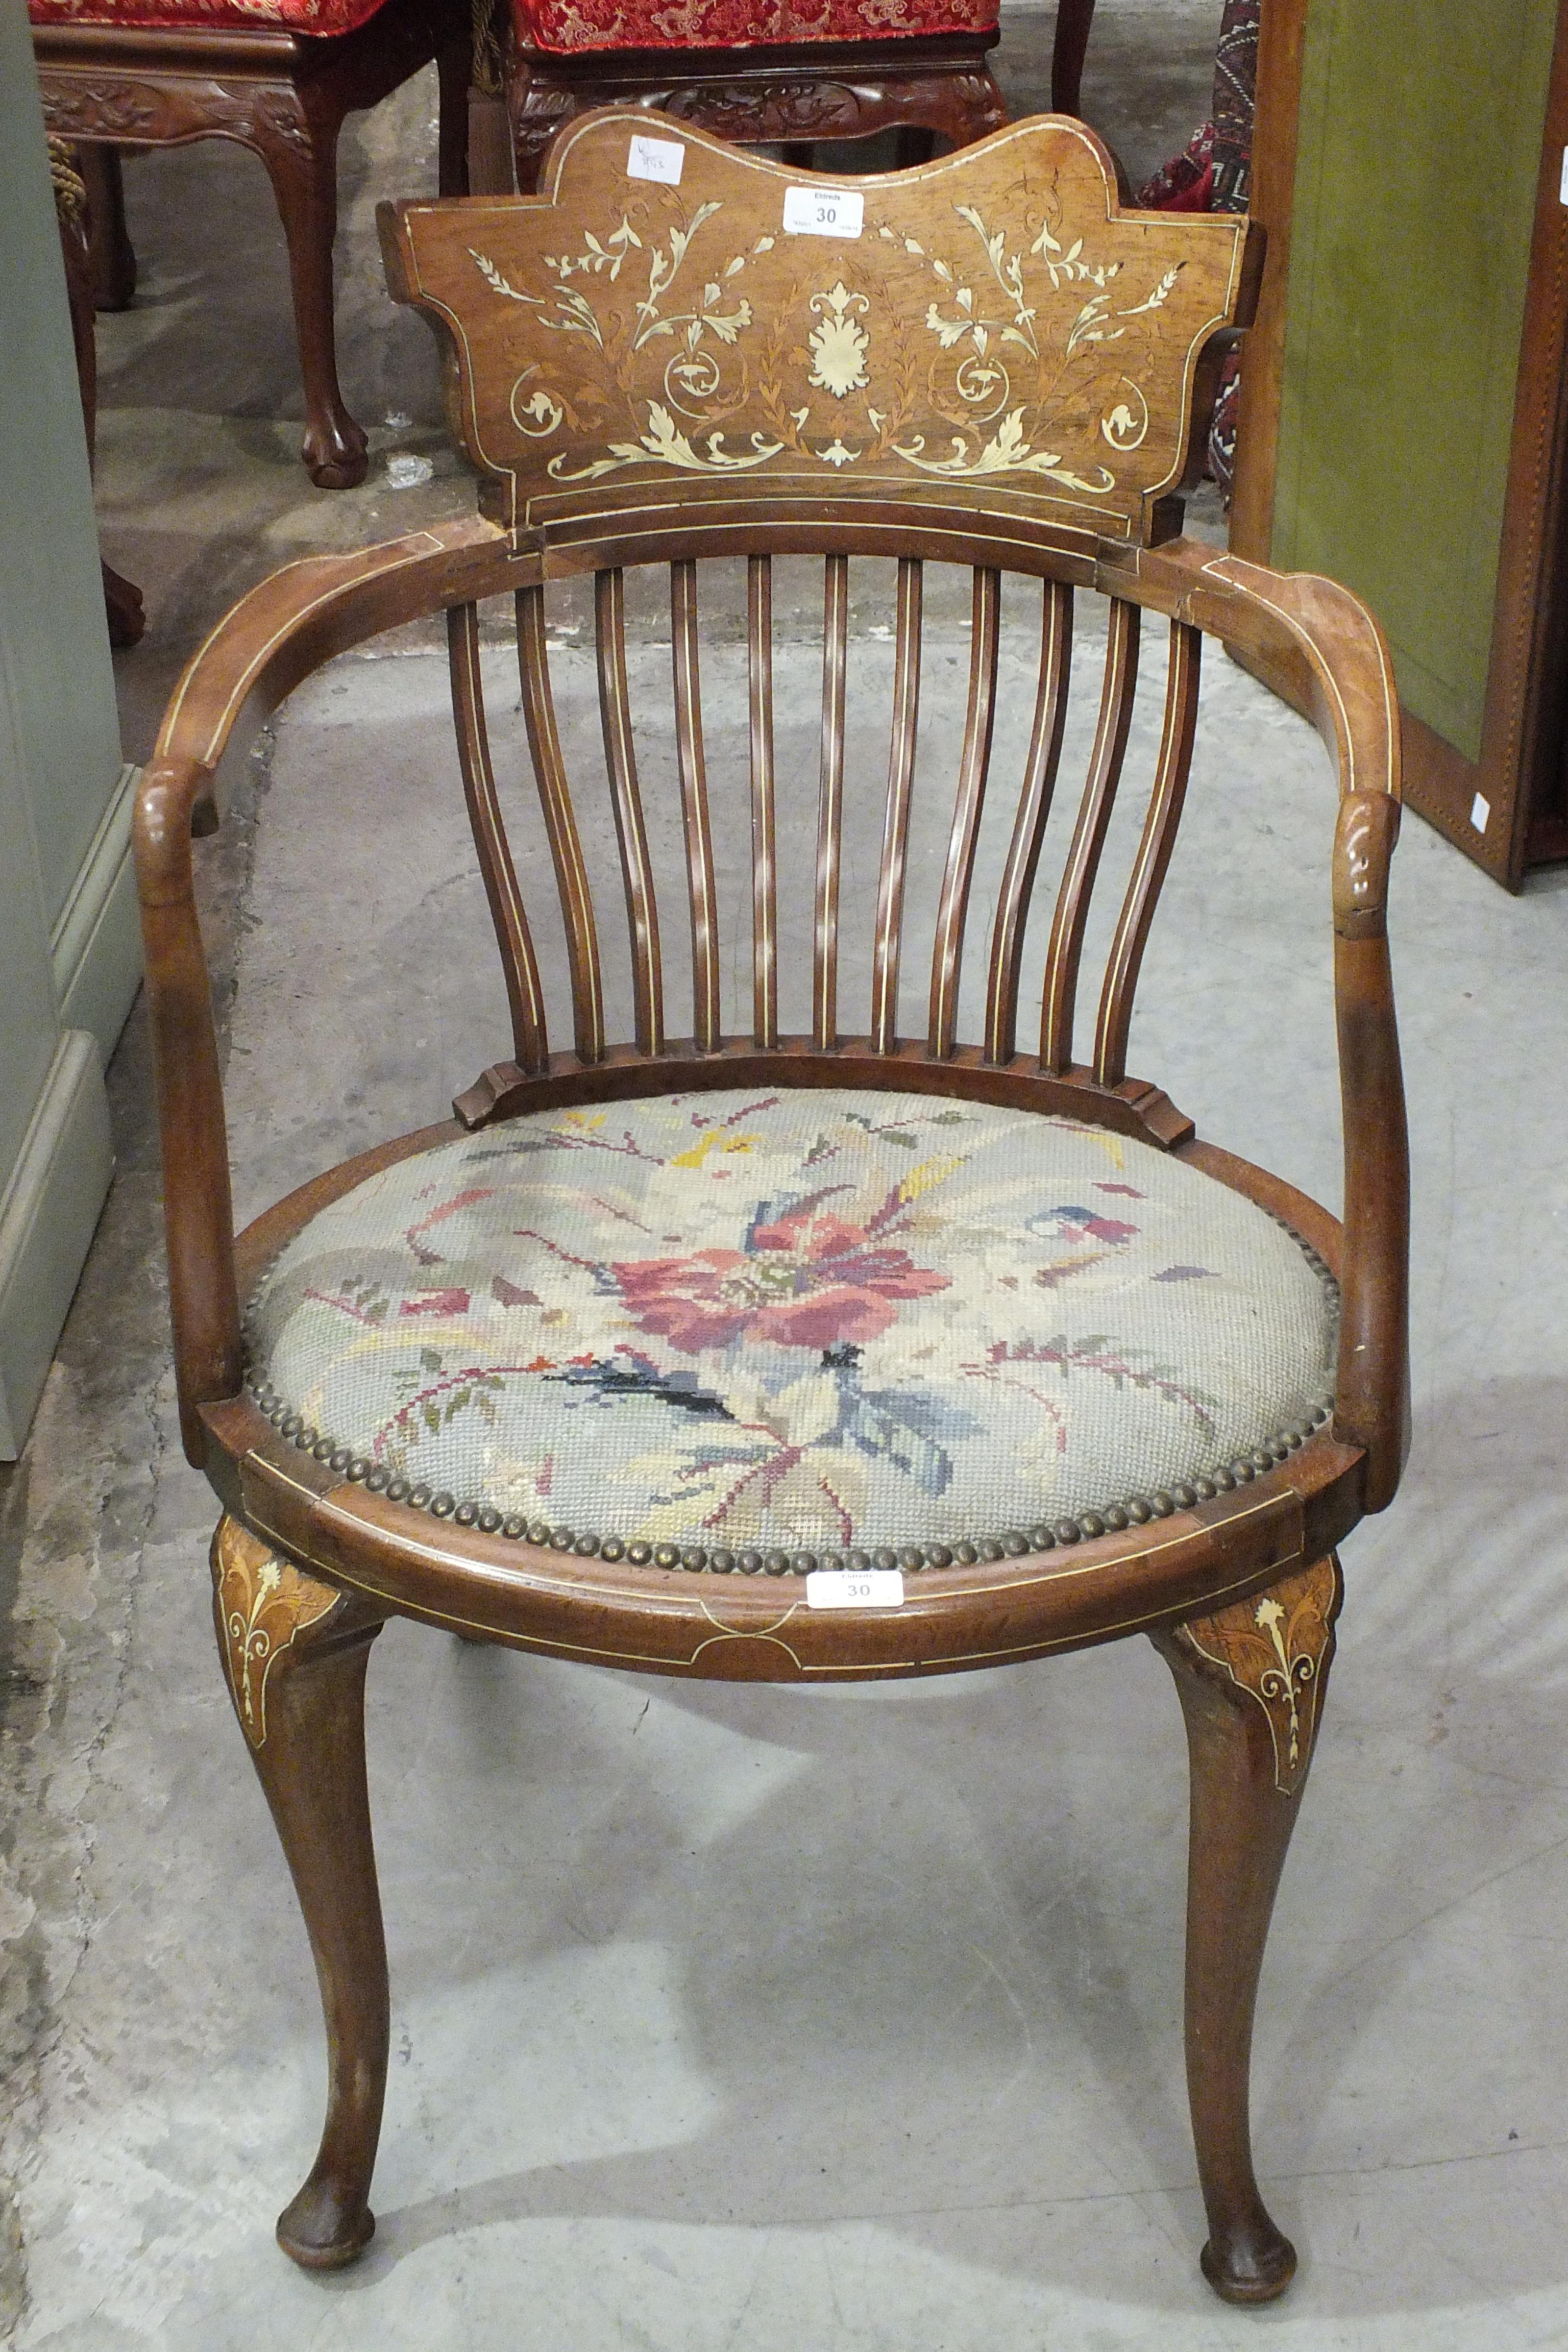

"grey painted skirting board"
[51, 760, 143, 1066]
[0, 1029, 113, 1458]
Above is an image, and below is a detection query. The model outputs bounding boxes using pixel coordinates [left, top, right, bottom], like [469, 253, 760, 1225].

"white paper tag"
[782, 185, 864, 239]
[1470, 791, 1490, 835]
[1560, 143, 1568, 205]
[627, 133, 685, 185]
[806, 1567, 904, 1609]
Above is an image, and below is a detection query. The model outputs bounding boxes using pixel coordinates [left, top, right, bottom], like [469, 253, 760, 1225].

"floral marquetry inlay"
[379, 109, 1258, 543]
[210, 1517, 348, 1750]
[1174, 1555, 1342, 1796]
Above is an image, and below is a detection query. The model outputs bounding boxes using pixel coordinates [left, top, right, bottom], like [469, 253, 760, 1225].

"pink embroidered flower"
[399, 1287, 472, 1316]
[612, 1206, 949, 1355]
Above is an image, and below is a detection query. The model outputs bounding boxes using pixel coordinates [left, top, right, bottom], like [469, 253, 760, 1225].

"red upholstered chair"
[30, 0, 473, 487]
[504, 0, 1025, 189]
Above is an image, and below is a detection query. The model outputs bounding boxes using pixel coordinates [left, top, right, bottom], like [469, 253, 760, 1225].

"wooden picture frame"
[1230, 0, 1568, 888]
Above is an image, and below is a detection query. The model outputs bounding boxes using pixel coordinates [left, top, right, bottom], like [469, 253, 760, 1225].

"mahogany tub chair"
[31, 0, 473, 487]
[136, 110, 1409, 2300]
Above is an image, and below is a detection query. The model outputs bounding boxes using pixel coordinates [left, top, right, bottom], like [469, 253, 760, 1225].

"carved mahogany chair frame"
[506, 0, 1101, 191]
[508, 31, 1007, 190]
[33, 0, 472, 487]
[505, 0, 1105, 188]
[136, 112, 1408, 2300]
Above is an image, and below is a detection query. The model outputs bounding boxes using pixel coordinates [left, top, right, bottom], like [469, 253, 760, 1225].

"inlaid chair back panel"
[380, 109, 1260, 548]
[443, 553, 1204, 1101]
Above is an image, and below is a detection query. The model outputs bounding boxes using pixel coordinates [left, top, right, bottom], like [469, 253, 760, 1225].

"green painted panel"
[0, 655, 62, 1189]
[1272, 0, 1556, 763]
[0, 9, 124, 927]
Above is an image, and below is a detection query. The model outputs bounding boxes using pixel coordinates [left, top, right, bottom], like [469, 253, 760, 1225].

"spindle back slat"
[815, 553, 850, 1054]
[463, 550, 1211, 1113]
[671, 560, 722, 1055]
[748, 554, 777, 1051]
[1040, 596, 1142, 1075]
[870, 557, 924, 1057]
[447, 601, 549, 1076]
[1094, 620, 1203, 1087]
[516, 584, 604, 1065]
[929, 567, 1000, 1060]
[381, 105, 1277, 1113]
[984, 578, 1074, 1067]
[595, 567, 665, 1058]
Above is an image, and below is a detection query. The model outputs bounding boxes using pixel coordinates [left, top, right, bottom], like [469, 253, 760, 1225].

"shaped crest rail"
[380, 109, 1260, 546]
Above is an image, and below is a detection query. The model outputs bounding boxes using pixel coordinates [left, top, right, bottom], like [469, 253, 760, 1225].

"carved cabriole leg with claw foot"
[211, 1515, 390, 2268]
[1150, 1553, 1342, 2305]
[248, 88, 369, 489]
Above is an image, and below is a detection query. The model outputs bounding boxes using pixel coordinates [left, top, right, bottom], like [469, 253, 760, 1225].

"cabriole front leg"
[250, 92, 369, 488]
[211, 1515, 390, 2268]
[1150, 1553, 1342, 2304]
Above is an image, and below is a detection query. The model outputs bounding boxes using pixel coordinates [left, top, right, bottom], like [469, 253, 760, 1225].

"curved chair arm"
[136, 516, 528, 1461]
[154, 514, 525, 801]
[1130, 540, 1410, 1514]
[135, 750, 242, 1462]
[139, 511, 1409, 1517]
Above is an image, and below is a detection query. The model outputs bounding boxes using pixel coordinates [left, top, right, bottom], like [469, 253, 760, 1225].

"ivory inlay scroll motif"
[211, 1516, 346, 1750]
[383, 111, 1255, 543]
[1174, 1555, 1341, 1796]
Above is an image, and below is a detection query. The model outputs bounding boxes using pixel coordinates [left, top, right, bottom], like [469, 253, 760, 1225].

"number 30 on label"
[782, 186, 865, 239]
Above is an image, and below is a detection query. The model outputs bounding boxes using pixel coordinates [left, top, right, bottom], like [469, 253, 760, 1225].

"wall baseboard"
[0, 1030, 113, 1458]
[50, 761, 143, 1063]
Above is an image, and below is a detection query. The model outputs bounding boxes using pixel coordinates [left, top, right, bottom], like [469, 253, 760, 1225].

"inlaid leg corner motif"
[1167, 1554, 1341, 1796]
[1151, 1554, 1342, 2305]
[210, 1516, 390, 2269]
[212, 1514, 350, 1746]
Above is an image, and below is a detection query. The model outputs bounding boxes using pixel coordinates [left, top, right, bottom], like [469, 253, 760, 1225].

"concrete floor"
[8, 5, 1568, 2345]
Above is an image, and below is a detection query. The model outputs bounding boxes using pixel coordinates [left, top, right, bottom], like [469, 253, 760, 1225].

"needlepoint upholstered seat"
[136, 112, 1409, 2302]
[248, 1091, 1340, 1562]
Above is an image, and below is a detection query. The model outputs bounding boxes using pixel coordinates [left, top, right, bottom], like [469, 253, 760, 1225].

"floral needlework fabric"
[247, 1090, 1338, 1554]
[511, 0, 997, 56]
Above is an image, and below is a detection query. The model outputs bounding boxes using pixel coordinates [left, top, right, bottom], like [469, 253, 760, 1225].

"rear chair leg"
[1150, 1553, 1342, 2304]
[211, 1516, 390, 2268]
[436, 30, 474, 195]
[77, 143, 137, 310]
[1051, 0, 1097, 115]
